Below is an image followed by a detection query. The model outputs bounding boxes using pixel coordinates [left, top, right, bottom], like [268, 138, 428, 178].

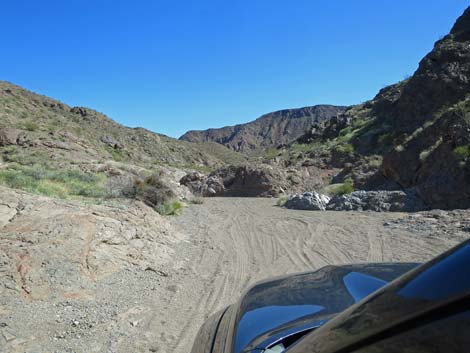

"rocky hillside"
[180, 105, 346, 152]
[273, 7, 470, 210]
[0, 81, 246, 170]
[0, 81, 256, 213]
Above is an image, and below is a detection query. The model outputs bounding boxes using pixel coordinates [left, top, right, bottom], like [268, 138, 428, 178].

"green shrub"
[106, 147, 125, 162]
[24, 121, 39, 131]
[290, 143, 314, 153]
[0, 164, 106, 199]
[330, 178, 354, 196]
[276, 196, 289, 207]
[334, 143, 354, 154]
[36, 180, 69, 198]
[367, 158, 383, 168]
[265, 148, 279, 160]
[454, 145, 470, 160]
[454, 145, 470, 167]
[156, 201, 183, 216]
[0, 168, 36, 191]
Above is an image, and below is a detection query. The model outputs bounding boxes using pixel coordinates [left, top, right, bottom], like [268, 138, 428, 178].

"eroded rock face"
[326, 190, 428, 212]
[285, 192, 330, 211]
[0, 186, 182, 302]
[181, 166, 289, 197]
[0, 186, 184, 352]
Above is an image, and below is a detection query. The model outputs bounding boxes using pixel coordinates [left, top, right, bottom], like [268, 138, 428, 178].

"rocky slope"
[273, 7, 470, 209]
[0, 81, 246, 170]
[378, 8, 470, 209]
[180, 105, 346, 152]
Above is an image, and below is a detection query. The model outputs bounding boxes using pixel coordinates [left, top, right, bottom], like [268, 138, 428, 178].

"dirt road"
[1, 195, 464, 353]
[156, 198, 459, 353]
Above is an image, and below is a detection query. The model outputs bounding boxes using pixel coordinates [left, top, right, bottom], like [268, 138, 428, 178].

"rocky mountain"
[180, 105, 346, 152]
[280, 7, 470, 210]
[378, 8, 470, 209]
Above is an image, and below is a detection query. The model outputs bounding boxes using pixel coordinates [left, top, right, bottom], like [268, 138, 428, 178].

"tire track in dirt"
[155, 198, 459, 353]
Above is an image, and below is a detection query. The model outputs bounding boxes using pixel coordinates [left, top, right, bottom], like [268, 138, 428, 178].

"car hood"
[233, 263, 418, 353]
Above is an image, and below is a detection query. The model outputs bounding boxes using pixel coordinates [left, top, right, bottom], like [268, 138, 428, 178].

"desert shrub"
[36, 180, 69, 198]
[0, 164, 106, 199]
[329, 178, 354, 196]
[190, 197, 204, 205]
[276, 195, 289, 207]
[265, 148, 279, 160]
[367, 158, 383, 169]
[2, 148, 50, 166]
[134, 173, 176, 209]
[156, 201, 183, 216]
[333, 143, 354, 154]
[454, 145, 470, 167]
[290, 143, 314, 154]
[104, 146, 126, 162]
[24, 121, 39, 131]
[454, 145, 470, 160]
[0, 168, 36, 191]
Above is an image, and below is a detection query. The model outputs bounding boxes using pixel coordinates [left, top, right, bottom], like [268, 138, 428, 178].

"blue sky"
[1, 1, 468, 138]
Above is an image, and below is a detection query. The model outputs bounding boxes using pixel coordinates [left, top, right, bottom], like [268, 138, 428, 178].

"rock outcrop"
[180, 171, 225, 197]
[377, 8, 470, 209]
[0, 186, 184, 352]
[285, 192, 330, 211]
[181, 165, 290, 197]
[326, 190, 428, 212]
[0, 128, 28, 146]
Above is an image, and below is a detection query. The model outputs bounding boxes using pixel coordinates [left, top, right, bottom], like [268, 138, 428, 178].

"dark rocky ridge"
[180, 105, 346, 152]
[378, 7, 470, 209]
[281, 7, 470, 210]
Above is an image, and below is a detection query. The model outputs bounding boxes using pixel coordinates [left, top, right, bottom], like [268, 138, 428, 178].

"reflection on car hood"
[234, 263, 418, 353]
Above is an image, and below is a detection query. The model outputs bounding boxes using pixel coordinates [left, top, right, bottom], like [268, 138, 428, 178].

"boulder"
[285, 192, 331, 211]
[70, 106, 91, 117]
[0, 128, 27, 146]
[100, 135, 124, 149]
[180, 171, 205, 186]
[180, 172, 225, 197]
[326, 190, 428, 212]
[205, 176, 225, 196]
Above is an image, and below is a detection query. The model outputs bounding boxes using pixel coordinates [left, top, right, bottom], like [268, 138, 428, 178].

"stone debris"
[326, 190, 427, 212]
[285, 192, 331, 211]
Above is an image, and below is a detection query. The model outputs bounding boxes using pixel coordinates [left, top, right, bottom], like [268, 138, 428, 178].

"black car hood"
[233, 263, 418, 353]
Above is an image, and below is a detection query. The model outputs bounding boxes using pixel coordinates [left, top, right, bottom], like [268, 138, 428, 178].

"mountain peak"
[451, 6, 470, 38]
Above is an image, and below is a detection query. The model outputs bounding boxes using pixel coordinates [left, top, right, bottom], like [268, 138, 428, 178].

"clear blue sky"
[1, 1, 468, 138]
